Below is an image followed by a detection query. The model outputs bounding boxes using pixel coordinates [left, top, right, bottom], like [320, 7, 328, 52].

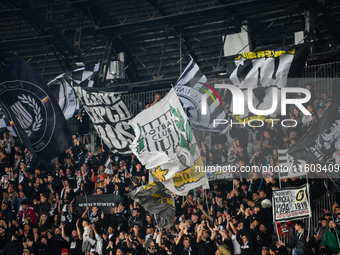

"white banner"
[129, 89, 209, 195]
[272, 185, 311, 222]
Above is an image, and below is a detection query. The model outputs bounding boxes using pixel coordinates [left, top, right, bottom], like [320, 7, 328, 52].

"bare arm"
[61, 224, 70, 242]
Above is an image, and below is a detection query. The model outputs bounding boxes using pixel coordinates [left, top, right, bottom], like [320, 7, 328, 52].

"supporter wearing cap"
[61, 248, 69, 255]
[145, 224, 156, 247]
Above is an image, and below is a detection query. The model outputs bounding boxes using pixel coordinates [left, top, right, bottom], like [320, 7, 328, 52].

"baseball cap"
[61, 248, 69, 253]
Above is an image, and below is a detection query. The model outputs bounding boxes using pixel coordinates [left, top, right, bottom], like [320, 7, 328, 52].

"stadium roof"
[0, 0, 340, 92]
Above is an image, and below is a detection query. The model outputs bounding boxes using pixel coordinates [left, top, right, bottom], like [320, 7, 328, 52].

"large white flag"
[129, 89, 209, 195]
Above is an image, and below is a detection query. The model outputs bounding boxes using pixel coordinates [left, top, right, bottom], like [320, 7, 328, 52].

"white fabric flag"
[129, 89, 209, 195]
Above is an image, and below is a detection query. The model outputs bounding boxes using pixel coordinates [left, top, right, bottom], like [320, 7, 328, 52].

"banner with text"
[272, 185, 311, 222]
[76, 194, 116, 215]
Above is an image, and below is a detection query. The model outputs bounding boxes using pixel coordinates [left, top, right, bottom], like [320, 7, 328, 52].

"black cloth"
[2, 240, 23, 255]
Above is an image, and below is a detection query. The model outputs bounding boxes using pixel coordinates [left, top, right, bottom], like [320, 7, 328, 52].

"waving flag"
[48, 64, 99, 120]
[229, 44, 309, 118]
[73, 86, 134, 155]
[288, 81, 340, 164]
[0, 56, 72, 161]
[127, 182, 175, 228]
[129, 89, 209, 195]
[174, 58, 228, 133]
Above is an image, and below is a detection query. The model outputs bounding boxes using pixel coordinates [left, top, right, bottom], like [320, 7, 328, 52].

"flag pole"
[305, 173, 311, 238]
[259, 157, 271, 191]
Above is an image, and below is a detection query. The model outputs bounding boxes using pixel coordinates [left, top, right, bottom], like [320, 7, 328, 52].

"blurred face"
[0, 228, 5, 235]
[329, 221, 336, 229]
[55, 228, 61, 235]
[262, 249, 269, 255]
[119, 232, 125, 239]
[191, 214, 198, 222]
[322, 93, 328, 100]
[21, 204, 27, 211]
[252, 193, 259, 201]
[40, 214, 47, 221]
[132, 210, 138, 217]
[260, 224, 266, 232]
[183, 239, 190, 248]
[321, 220, 327, 228]
[108, 227, 114, 234]
[116, 249, 123, 255]
[71, 230, 78, 238]
[1, 203, 7, 210]
[92, 206, 98, 214]
[242, 235, 248, 243]
[41, 237, 48, 245]
[133, 225, 139, 232]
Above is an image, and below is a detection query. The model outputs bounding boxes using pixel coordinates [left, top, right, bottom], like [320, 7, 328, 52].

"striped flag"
[48, 64, 99, 120]
[174, 58, 228, 133]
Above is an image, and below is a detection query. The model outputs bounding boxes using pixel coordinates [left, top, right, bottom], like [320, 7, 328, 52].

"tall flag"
[73, 86, 134, 155]
[0, 56, 72, 161]
[127, 182, 175, 228]
[288, 81, 340, 164]
[229, 44, 309, 118]
[278, 149, 307, 179]
[174, 58, 228, 133]
[48, 64, 99, 120]
[129, 89, 209, 195]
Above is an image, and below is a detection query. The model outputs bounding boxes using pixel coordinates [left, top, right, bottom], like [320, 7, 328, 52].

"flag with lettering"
[0, 56, 72, 161]
[229, 44, 309, 118]
[73, 86, 134, 155]
[129, 89, 209, 195]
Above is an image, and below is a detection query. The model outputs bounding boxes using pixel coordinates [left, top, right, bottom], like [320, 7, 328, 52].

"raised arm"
[61, 223, 70, 242]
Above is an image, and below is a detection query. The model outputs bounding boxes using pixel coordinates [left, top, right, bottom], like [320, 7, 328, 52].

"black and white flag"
[174, 58, 228, 133]
[228, 44, 309, 117]
[288, 81, 340, 164]
[48, 64, 99, 120]
[0, 56, 72, 161]
[73, 86, 134, 155]
[278, 149, 307, 179]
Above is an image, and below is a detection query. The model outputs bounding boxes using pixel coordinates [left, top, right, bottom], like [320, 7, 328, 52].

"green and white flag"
[129, 89, 209, 195]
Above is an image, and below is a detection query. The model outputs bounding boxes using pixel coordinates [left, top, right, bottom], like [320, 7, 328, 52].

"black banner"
[288, 81, 340, 164]
[73, 86, 135, 155]
[0, 56, 72, 162]
[76, 194, 116, 215]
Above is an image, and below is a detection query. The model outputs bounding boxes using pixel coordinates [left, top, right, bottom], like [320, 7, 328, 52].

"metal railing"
[279, 192, 336, 245]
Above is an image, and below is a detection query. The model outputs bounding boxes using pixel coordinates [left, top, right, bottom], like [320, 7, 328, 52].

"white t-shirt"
[231, 234, 241, 255]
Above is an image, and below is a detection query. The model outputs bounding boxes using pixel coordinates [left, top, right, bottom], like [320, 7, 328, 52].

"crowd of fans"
[0, 86, 337, 255]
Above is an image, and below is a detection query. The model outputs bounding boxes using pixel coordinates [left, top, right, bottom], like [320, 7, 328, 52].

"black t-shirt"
[68, 238, 82, 255]
[197, 239, 215, 255]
